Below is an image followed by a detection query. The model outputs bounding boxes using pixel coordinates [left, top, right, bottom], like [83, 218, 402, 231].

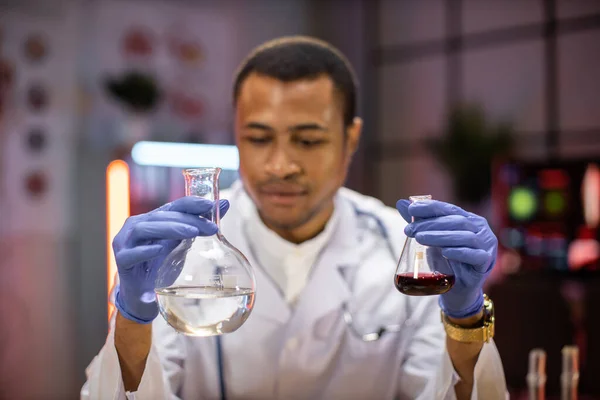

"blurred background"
[1, 0, 599, 398]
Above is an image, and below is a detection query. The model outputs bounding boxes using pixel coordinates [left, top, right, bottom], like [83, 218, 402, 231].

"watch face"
[483, 295, 494, 318]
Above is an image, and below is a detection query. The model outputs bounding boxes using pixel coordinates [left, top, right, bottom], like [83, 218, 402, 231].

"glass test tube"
[526, 348, 546, 400]
[561, 346, 579, 400]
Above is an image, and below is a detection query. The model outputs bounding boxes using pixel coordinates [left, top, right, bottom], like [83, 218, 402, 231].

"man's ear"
[346, 116, 362, 156]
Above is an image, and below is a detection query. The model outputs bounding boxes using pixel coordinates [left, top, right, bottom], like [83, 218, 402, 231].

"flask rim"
[183, 167, 222, 176]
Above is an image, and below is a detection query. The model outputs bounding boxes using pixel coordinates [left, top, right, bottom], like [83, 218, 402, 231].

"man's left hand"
[396, 199, 498, 319]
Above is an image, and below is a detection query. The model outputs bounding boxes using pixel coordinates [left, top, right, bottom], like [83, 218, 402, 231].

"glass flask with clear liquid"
[155, 168, 256, 336]
[394, 195, 456, 296]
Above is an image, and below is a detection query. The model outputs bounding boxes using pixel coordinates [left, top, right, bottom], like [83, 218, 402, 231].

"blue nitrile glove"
[112, 196, 230, 323]
[396, 199, 498, 319]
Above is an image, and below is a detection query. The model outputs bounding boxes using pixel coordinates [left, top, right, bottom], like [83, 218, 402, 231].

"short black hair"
[233, 36, 358, 127]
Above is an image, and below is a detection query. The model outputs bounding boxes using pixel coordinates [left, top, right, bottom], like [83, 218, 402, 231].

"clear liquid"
[156, 286, 255, 336]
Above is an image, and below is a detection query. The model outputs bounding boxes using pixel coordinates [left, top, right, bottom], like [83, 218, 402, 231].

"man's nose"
[264, 146, 301, 178]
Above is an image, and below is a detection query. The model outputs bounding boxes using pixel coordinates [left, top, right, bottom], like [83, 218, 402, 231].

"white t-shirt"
[242, 197, 340, 305]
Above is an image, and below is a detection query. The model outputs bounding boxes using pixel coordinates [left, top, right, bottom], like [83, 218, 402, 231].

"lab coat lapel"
[290, 196, 361, 332]
[247, 257, 291, 324]
[222, 184, 291, 325]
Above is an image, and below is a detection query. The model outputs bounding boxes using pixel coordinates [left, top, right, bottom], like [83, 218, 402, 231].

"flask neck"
[409, 195, 432, 223]
[183, 168, 221, 226]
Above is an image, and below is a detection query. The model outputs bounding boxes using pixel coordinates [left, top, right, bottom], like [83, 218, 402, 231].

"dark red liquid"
[394, 272, 455, 296]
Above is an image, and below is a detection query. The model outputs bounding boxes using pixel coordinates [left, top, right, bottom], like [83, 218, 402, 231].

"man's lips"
[258, 185, 308, 205]
[258, 184, 307, 195]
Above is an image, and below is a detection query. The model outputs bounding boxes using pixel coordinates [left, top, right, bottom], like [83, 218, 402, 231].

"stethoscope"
[214, 203, 409, 400]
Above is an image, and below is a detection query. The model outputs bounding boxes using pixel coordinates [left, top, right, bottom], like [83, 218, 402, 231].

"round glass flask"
[155, 168, 256, 336]
[394, 195, 455, 296]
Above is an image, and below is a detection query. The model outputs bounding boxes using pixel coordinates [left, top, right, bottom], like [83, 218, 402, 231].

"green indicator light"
[509, 187, 537, 220]
[545, 191, 566, 215]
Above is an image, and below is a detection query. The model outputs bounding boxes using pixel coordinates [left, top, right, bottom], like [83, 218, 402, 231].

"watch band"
[441, 294, 495, 343]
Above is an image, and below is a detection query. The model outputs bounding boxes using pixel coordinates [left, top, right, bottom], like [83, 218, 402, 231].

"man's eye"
[247, 137, 271, 144]
[298, 139, 325, 147]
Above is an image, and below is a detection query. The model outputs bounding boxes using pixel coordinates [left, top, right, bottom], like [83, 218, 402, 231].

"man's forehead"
[235, 73, 343, 122]
[237, 73, 336, 102]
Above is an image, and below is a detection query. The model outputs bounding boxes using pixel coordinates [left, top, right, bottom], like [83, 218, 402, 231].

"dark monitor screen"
[492, 159, 600, 274]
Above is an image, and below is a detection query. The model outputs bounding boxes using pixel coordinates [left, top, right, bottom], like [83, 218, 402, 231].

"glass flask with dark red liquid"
[394, 195, 455, 296]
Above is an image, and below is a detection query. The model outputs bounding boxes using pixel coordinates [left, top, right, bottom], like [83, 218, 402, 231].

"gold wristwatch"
[441, 294, 495, 343]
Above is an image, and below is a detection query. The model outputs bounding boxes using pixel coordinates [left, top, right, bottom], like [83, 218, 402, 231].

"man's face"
[235, 73, 361, 233]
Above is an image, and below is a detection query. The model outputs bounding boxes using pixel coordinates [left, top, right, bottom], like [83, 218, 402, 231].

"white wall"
[0, 1, 80, 397]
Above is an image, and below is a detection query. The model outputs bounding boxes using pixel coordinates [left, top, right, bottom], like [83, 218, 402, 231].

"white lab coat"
[82, 182, 507, 400]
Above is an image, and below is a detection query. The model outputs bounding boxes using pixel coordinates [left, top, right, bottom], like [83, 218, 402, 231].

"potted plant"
[426, 103, 514, 209]
[104, 70, 162, 149]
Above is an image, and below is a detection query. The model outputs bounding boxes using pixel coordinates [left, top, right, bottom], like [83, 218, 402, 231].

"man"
[82, 36, 506, 399]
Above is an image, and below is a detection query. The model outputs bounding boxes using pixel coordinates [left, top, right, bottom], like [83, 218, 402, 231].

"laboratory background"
[1, 0, 599, 398]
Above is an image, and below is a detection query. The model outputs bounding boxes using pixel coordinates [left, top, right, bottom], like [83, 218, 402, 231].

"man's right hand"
[113, 196, 230, 323]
